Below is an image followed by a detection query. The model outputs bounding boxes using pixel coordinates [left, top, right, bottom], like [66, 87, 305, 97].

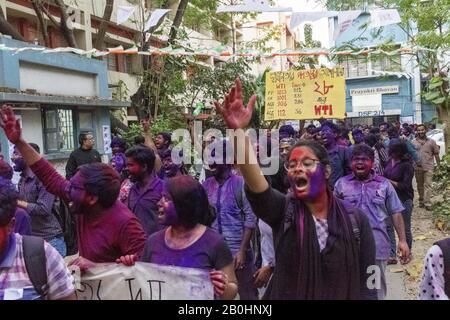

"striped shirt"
[18, 169, 62, 241]
[0, 233, 74, 300]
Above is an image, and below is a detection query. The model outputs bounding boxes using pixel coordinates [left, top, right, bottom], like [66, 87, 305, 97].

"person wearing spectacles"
[65, 132, 101, 180]
[212, 79, 377, 300]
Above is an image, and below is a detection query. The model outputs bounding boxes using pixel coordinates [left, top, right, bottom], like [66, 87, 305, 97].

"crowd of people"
[0, 78, 448, 300]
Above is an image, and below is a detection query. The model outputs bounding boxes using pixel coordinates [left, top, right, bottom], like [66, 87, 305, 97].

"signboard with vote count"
[264, 67, 346, 121]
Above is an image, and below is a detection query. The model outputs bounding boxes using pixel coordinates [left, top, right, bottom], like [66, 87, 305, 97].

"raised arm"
[214, 78, 268, 193]
[0, 105, 69, 200]
[141, 119, 162, 173]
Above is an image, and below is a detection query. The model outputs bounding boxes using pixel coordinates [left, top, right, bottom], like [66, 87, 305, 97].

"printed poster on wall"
[102, 125, 112, 154]
[265, 67, 346, 121]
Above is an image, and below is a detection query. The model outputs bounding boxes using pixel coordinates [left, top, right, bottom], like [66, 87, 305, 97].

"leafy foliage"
[432, 152, 450, 230]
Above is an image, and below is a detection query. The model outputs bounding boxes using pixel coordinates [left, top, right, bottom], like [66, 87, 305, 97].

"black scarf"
[265, 194, 360, 300]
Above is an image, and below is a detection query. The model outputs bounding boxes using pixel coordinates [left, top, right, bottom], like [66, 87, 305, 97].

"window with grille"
[43, 108, 75, 153]
[338, 56, 369, 78]
[371, 54, 401, 73]
[43, 108, 95, 154]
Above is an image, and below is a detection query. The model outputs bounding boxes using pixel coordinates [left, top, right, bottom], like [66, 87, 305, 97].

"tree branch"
[31, 0, 50, 47]
[39, 3, 60, 28]
[93, 0, 115, 50]
[53, 0, 78, 48]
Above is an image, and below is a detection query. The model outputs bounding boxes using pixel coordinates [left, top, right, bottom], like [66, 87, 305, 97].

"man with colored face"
[0, 105, 146, 272]
[334, 144, 410, 299]
[12, 144, 65, 256]
[154, 132, 171, 158]
[0, 179, 76, 300]
[202, 141, 258, 300]
[125, 145, 163, 236]
[413, 124, 441, 210]
[213, 78, 377, 300]
[318, 121, 351, 190]
[65, 132, 101, 180]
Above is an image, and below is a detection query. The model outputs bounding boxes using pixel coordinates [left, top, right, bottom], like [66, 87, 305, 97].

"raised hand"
[214, 78, 257, 130]
[0, 105, 22, 144]
[140, 117, 152, 134]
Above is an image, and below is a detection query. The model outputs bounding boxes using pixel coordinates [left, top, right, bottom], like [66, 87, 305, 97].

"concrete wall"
[20, 109, 44, 151]
[19, 62, 98, 97]
[0, 37, 109, 98]
[108, 71, 140, 99]
[345, 76, 414, 117]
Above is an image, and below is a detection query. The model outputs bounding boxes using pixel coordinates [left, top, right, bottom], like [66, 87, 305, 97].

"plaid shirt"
[312, 216, 329, 252]
[0, 234, 74, 300]
[18, 169, 62, 240]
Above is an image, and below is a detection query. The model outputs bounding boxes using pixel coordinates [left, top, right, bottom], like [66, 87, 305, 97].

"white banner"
[337, 10, 362, 36]
[290, 11, 338, 30]
[75, 263, 213, 300]
[117, 5, 136, 25]
[370, 9, 401, 28]
[144, 9, 171, 32]
[217, 0, 291, 13]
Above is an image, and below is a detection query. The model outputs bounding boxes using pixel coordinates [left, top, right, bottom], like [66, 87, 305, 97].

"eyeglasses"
[284, 158, 321, 171]
[65, 182, 85, 194]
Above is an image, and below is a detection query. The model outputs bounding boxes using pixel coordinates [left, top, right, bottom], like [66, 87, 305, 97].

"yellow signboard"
[264, 68, 346, 121]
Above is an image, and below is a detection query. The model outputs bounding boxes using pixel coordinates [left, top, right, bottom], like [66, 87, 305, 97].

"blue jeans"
[48, 235, 67, 257]
[387, 199, 413, 257]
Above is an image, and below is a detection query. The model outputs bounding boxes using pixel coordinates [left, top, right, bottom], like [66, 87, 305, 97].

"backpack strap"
[233, 175, 244, 211]
[434, 238, 450, 297]
[22, 236, 48, 299]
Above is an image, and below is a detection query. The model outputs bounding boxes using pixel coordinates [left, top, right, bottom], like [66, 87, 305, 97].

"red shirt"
[30, 158, 146, 262]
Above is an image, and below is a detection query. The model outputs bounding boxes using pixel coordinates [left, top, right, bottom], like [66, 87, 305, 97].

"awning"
[0, 92, 129, 109]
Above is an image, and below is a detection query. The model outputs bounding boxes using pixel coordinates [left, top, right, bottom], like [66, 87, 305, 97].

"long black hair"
[165, 175, 214, 228]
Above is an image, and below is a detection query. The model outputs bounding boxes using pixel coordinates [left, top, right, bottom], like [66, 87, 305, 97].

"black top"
[245, 186, 377, 300]
[65, 148, 101, 179]
[383, 159, 414, 202]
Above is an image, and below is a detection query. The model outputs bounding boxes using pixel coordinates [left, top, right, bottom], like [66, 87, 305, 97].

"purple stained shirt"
[127, 176, 164, 236]
[202, 174, 257, 256]
[334, 173, 405, 260]
[140, 227, 233, 270]
[14, 208, 31, 235]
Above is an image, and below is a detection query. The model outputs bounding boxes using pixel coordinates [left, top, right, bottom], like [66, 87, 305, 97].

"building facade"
[0, 36, 127, 173]
[331, 12, 436, 126]
[0, 0, 232, 126]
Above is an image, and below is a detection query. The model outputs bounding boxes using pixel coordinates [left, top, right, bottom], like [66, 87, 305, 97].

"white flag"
[144, 9, 171, 32]
[117, 5, 135, 25]
[290, 11, 338, 30]
[337, 10, 362, 35]
[370, 9, 401, 28]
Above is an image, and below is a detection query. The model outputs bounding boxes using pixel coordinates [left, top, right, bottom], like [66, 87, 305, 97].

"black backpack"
[52, 197, 78, 256]
[22, 236, 48, 299]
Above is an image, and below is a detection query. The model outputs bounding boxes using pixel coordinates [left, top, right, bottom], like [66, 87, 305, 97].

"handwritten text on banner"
[75, 262, 213, 300]
[265, 68, 346, 120]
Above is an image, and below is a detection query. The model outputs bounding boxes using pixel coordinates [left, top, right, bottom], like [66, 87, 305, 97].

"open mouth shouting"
[293, 176, 309, 193]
